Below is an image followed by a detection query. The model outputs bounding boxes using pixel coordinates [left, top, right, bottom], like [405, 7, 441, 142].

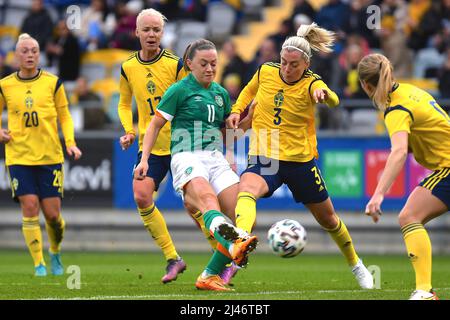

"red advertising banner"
[365, 150, 406, 198]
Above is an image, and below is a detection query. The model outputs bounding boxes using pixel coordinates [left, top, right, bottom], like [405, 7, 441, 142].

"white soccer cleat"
[351, 259, 374, 289]
[409, 289, 439, 300]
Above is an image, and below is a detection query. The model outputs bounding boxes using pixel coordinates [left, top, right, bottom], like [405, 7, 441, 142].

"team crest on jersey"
[147, 80, 156, 94]
[185, 167, 193, 175]
[274, 90, 284, 107]
[25, 96, 33, 109]
[215, 95, 224, 107]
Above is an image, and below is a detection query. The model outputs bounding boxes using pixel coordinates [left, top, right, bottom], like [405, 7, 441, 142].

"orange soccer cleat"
[195, 274, 234, 291]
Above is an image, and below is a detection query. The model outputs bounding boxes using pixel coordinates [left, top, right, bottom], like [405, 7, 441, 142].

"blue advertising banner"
[113, 136, 425, 211]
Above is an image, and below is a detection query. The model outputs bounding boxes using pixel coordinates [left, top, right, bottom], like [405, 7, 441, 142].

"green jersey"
[157, 73, 231, 154]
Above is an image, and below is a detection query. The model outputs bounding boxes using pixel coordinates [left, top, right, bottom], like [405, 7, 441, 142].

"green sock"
[203, 209, 232, 250]
[205, 250, 233, 275]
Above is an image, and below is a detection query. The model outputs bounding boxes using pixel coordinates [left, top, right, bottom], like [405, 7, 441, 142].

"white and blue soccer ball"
[267, 219, 307, 258]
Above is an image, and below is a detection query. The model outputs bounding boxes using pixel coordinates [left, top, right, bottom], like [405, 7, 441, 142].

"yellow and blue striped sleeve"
[55, 80, 76, 147]
[0, 83, 4, 115]
[117, 65, 135, 136]
[309, 79, 339, 107]
[384, 105, 413, 137]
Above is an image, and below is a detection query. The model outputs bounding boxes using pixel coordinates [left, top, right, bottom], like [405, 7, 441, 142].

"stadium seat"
[81, 49, 133, 81]
[3, 7, 28, 28]
[0, 25, 19, 52]
[80, 62, 107, 84]
[349, 109, 382, 135]
[207, 2, 236, 41]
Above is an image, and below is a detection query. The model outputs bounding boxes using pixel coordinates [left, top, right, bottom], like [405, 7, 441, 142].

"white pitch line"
[35, 288, 450, 300]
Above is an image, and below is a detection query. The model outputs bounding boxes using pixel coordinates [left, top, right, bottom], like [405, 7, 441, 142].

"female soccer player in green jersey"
[134, 39, 258, 291]
[359, 53, 450, 300]
[227, 23, 374, 289]
[0, 34, 82, 276]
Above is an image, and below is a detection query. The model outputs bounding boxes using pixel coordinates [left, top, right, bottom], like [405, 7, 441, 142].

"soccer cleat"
[216, 222, 241, 241]
[195, 274, 234, 291]
[219, 263, 239, 285]
[34, 263, 47, 277]
[409, 289, 439, 300]
[230, 236, 259, 267]
[351, 259, 374, 289]
[161, 257, 187, 284]
[49, 251, 64, 276]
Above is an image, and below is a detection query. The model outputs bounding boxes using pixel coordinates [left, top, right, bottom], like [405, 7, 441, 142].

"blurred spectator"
[222, 74, 241, 103]
[292, 13, 312, 31]
[269, 19, 295, 52]
[407, 0, 441, 51]
[315, 0, 350, 54]
[220, 40, 248, 90]
[342, 0, 380, 49]
[291, 0, 316, 21]
[109, 0, 142, 50]
[74, 0, 114, 51]
[377, 0, 413, 77]
[178, 0, 207, 21]
[20, 0, 54, 50]
[337, 42, 367, 99]
[71, 77, 106, 129]
[438, 47, 450, 98]
[0, 51, 14, 79]
[246, 38, 279, 83]
[46, 19, 81, 81]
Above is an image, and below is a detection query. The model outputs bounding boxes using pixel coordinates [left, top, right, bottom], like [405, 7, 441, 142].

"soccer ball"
[267, 219, 307, 258]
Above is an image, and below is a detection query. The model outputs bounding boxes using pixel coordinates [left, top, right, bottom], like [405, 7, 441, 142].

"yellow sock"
[22, 216, 45, 267]
[45, 215, 65, 254]
[139, 204, 178, 261]
[325, 217, 359, 267]
[235, 192, 257, 234]
[401, 223, 432, 292]
[190, 210, 218, 250]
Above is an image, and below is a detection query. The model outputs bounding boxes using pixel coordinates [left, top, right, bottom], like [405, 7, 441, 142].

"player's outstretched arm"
[365, 131, 409, 222]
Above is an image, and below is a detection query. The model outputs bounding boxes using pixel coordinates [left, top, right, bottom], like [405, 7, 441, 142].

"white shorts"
[171, 150, 239, 196]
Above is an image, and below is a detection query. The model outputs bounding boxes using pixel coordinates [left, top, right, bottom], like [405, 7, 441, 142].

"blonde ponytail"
[282, 22, 335, 62]
[296, 23, 335, 54]
[357, 53, 394, 111]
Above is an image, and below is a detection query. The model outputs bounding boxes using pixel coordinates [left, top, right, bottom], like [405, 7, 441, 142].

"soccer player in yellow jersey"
[0, 34, 82, 277]
[227, 23, 374, 289]
[359, 53, 450, 300]
[117, 8, 216, 283]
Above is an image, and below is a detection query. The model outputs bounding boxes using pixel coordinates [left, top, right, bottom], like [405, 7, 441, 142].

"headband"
[282, 45, 312, 59]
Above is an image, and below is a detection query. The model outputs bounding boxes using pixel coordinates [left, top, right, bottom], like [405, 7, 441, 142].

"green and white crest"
[146, 80, 156, 94]
[185, 167, 193, 175]
[214, 95, 223, 107]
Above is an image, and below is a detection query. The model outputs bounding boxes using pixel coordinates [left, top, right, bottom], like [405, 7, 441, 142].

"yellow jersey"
[232, 63, 339, 162]
[0, 70, 75, 166]
[118, 49, 186, 154]
[384, 83, 450, 171]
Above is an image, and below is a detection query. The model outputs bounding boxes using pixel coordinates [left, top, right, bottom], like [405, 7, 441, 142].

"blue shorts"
[243, 156, 329, 204]
[419, 168, 450, 209]
[7, 164, 63, 202]
[134, 152, 171, 191]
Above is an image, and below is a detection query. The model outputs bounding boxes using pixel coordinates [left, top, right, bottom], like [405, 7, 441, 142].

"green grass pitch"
[0, 250, 449, 300]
